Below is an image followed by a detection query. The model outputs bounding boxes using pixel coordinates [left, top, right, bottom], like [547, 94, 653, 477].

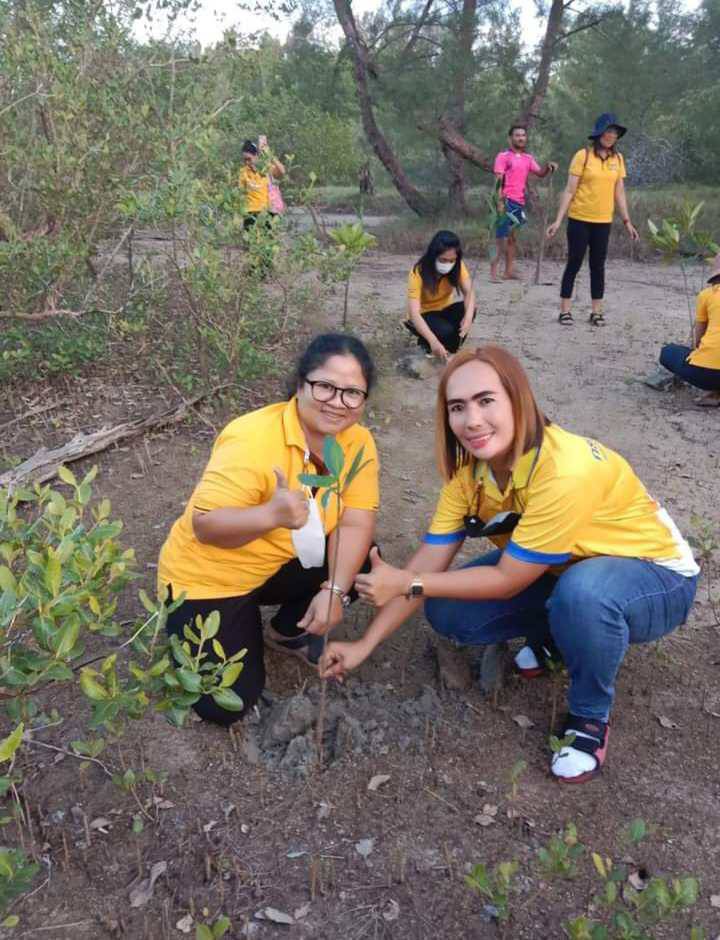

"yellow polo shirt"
[407, 261, 471, 315]
[158, 399, 380, 599]
[425, 424, 698, 577]
[688, 284, 720, 369]
[568, 148, 626, 224]
[239, 166, 270, 213]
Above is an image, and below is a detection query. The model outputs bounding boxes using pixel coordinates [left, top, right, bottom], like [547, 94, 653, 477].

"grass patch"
[367, 183, 720, 262]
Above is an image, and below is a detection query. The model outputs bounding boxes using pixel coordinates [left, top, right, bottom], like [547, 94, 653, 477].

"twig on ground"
[24, 738, 113, 777]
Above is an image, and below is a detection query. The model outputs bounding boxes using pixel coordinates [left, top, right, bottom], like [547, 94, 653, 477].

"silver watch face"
[410, 582, 423, 597]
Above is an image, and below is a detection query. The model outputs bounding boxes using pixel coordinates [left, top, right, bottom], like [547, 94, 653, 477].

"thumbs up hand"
[269, 467, 309, 530]
[354, 547, 414, 607]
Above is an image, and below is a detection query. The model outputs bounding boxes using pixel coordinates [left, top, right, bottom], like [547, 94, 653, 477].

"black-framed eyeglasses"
[305, 379, 368, 409]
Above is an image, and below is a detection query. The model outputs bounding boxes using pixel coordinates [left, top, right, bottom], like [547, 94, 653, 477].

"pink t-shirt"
[493, 150, 542, 205]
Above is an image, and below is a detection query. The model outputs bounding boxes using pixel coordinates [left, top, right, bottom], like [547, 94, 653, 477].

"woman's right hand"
[269, 468, 309, 529]
[431, 340, 449, 361]
[319, 639, 371, 680]
[546, 221, 560, 239]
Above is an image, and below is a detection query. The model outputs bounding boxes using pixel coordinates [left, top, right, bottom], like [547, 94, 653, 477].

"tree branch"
[434, 115, 493, 172]
[401, 0, 436, 57]
[553, 18, 603, 46]
[333, 0, 433, 216]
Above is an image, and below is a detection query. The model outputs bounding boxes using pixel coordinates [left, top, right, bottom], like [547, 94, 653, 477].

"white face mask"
[290, 452, 326, 568]
[291, 496, 326, 568]
[436, 259, 455, 275]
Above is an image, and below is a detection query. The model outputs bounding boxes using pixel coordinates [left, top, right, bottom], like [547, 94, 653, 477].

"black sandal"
[589, 311, 606, 326]
[558, 311, 574, 326]
[264, 624, 324, 667]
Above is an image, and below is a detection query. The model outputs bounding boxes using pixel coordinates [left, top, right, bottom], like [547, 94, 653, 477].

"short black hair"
[508, 123, 527, 136]
[242, 139, 258, 155]
[290, 333, 376, 397]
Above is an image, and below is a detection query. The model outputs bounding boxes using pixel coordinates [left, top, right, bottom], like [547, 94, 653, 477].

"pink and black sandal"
[551, 714, 609, 784]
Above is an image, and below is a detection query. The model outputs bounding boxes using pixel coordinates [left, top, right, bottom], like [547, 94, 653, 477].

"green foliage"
[647, 201, 719, 265]
[507, 758, 527, 802]
[328, 222, 377, 256]
[468, 817, 702, 939]
[647, 200, 719, 344]
[548, 731, 576, 754]
[0, 471, 245, 745]
[298, 437, 371, 511]
[537, 823, 585, 880]
[464, 860, 519, 921]
[485, 178, 520, 258]
[323, 222, 377, 328]
[0, 316, 109, 383]
[196, 915, 231, 940]
[0, 848, 39, 912]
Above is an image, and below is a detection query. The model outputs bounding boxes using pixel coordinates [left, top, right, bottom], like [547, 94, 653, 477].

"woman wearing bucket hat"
[547, 113, 639, 326]
[646, 253, 720, 406]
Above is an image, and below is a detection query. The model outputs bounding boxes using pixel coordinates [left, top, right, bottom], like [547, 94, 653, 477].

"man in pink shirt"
[490, 124, 557, 281]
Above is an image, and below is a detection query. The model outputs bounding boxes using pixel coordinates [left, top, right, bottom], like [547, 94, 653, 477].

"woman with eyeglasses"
[404, 230, 476, 361]
[158, 333, 379, 725]
[321, 346, 698, 783]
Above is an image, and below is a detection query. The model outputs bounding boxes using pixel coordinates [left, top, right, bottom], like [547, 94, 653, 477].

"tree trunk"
[516, 0, 565, 128]
[444, 145, 466, 215]
[442, 0, 476, 214]
[333, 0, 433, 217]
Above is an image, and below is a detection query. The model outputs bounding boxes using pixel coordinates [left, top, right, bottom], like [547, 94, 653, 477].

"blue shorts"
[495, 198, 527, 238]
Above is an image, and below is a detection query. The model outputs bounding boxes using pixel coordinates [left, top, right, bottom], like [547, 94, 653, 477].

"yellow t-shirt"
[568, 148, 626, 224]
[407, 260, 471, 314]
[425, 424, 698, 577]
[158, 399, 380, 599]
[239, 166, 270, 213]
[687, 284, 720, 369]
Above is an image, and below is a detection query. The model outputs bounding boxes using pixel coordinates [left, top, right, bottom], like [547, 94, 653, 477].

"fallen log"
[0, 385, 229, 491]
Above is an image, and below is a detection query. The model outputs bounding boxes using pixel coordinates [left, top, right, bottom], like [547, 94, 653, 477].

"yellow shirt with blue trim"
[425, 424, 698, 577]
[407, 261, 471, 314]
[239, 165, 270, 213]
[688, 284, 720, 369]
[158, 398, 380, 599]
[568, 148, 626, 224]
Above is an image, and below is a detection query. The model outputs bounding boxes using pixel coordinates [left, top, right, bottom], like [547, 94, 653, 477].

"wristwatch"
[321, 582, 351, 608]
[406, 576, 424, 599]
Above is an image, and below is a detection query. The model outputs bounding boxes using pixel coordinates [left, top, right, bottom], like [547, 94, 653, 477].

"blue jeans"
[425, 551, 698, 721]
[660, 343, 720, 391]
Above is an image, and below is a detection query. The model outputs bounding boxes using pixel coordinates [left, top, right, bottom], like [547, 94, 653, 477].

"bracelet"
[622, 218, 631, 225]
[320, 582, 350, 607]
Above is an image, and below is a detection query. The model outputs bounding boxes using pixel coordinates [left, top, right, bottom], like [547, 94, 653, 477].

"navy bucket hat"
[588, 113, 627, 140]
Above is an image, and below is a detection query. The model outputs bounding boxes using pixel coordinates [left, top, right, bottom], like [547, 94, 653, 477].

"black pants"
[165, 552, 370, 726]
[404, 301, 471, 354]
[560, 218, 612, 300]
[660, 343, 720, 391]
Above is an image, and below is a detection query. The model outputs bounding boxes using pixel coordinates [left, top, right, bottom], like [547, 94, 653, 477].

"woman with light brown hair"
[321, 346, 698, 783]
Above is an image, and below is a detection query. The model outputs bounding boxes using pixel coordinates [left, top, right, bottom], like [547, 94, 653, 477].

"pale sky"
[138, 0, 546, 49]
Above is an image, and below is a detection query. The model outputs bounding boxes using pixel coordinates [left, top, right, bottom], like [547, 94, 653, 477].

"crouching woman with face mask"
[322, 346, 699, 783]
[404, 230, 477, 361]
[157, 334, 379, 725]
